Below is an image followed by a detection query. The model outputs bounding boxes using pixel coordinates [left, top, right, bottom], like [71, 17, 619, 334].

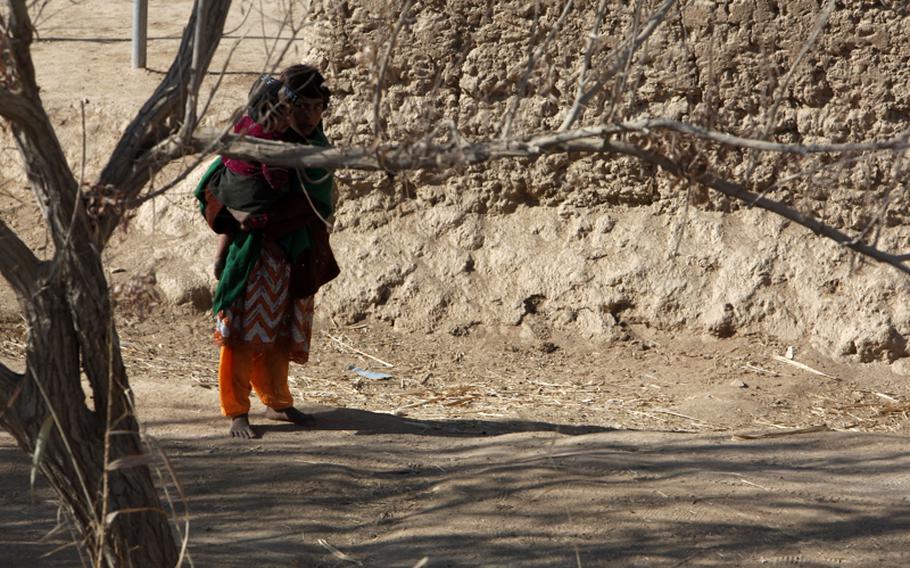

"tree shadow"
[153, 430, 910, 567]
[7, 428, 910, 567]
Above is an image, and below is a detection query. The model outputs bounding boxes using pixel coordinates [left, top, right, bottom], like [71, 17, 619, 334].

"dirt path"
[4, 420, 910, 567]
[3, 313, 910, 567]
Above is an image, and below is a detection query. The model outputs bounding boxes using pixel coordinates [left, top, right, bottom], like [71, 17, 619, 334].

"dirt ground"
[3, 307, 910, 567]
[3, 1, 910, 567]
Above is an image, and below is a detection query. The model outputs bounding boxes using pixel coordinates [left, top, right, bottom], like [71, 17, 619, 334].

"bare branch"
[95, 0, 232, 246]
[182, 119, 910, 177]
[0, 216, 40, 297]
[499, 0, 575, 140]
[559, 0, 677, 131]
[5, 0, 38, 96]
[0, 88, 81, 252]
[372, 0, 414, 141]
[603, 139, 910, 277]
[196, 28, 251, 128]
[761, 0, 836, 141]
[560, 0, 608, 132]
[178, 0, 208, 140]
[179, 118, 910, 277]
[743, 0, 836, 199]
[621, 118, 910, 155]
[605, 0, 642, 123]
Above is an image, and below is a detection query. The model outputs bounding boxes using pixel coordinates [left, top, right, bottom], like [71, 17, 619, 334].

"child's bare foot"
[229, 414, 257, 439]
[265, 406, 314, 426]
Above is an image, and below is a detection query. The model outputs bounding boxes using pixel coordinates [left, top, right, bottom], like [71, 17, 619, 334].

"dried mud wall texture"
[133, 1, 910, 364]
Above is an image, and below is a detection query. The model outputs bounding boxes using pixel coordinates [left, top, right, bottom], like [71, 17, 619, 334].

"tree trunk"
[0, 0, 238, 564]
[0, 258, 179, 566]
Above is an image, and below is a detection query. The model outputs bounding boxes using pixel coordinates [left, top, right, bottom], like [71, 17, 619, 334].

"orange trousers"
[218, 343, 294, 417]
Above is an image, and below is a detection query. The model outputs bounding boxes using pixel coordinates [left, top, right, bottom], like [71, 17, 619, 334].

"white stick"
[322, 332, 394, 368]
[771, 355, 838, 380]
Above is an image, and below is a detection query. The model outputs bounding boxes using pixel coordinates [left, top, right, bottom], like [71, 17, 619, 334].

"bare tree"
[2, 0, 909, 565]
[0, 0, 232, 565]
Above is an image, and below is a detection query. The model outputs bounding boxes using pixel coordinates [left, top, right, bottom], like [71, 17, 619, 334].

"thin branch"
[179, 0, 208, 141]
[559, 0, 677, 131]
[95, 0, 232, 246]
[603, 139, 910, 276]
[196, 29, 250, 127]
[499, 0, 574, 140]
[372, 0, 414, 141]
[79, 98, 87, 186]
[761, 0, 835, 142]
[181, 119, 910, 177]
[605, 0, 642, 123]
[560, 0, 608, 131]
[132, 125, 233, 206]
[1, 83, 81, 259]
[744, 0, 836, 200]
[6, 0, 38, 96]
[622, 118, 910, 155]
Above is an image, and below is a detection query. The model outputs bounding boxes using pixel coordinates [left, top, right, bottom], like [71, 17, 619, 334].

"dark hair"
[246, 74, 285, 125]
[279, 64, 331, 108]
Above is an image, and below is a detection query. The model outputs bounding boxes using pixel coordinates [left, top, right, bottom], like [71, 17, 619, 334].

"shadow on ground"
[262, 406, 617, 437]
[4, 424, 910, 567]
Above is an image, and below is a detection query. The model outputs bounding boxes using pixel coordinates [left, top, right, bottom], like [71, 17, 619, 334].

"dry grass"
[113, 307, 910, 437]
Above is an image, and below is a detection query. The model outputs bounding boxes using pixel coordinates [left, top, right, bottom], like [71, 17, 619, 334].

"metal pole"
[132, 0, 148, 69]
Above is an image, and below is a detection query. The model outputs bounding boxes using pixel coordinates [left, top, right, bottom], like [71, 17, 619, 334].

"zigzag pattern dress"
[214, 244, 314, 364]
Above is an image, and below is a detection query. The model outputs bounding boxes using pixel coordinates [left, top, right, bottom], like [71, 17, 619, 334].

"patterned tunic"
[215, 244, 314, 364]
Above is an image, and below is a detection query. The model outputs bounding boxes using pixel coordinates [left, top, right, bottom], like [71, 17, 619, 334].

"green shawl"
[195, 126, 333, 314]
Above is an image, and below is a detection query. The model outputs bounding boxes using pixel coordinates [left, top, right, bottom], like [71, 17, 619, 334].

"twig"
[321, 332, 394, 368]
[871, 391, 899, 404]
[746, 0, 836, 204]
[317, 539, 363, 566]
[770, 355, 838, 381]
[196, 28, 250, 128]
[79, 98, 87, 187]
[742, 363, 778, 376]
[500, 0, 574, 140]
[95, 313, 117, 568]
[720, 473, 771, 491]
[372, 0, 414, 140]
[605, 0, 643, 123]
[559, 0, 677, 131]
[560, 0, 609, 131]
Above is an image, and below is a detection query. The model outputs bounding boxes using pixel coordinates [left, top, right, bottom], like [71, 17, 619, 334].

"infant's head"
[246, 75, 291, 133]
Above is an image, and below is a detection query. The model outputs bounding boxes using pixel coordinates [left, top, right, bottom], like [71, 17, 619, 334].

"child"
[212, 74, 294, 278]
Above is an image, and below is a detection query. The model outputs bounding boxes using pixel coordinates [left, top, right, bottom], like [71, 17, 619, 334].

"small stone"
[730, 379, 748, 388]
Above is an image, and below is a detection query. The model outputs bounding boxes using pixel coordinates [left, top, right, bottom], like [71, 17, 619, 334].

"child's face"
[289, 96, 326, 138]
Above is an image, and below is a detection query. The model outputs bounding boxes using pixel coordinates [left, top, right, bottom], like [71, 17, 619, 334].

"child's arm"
[213, 233, 230, 280]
